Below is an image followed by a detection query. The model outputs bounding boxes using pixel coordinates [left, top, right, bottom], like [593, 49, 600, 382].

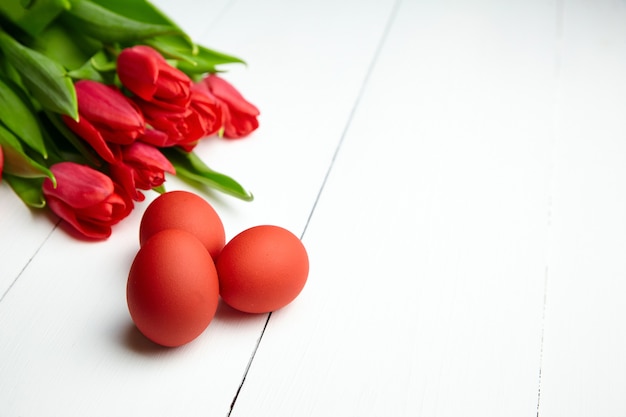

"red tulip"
[135, 99, 198, 149]
[135, 88, 222, 151]
[63, 80, 145, 163]
[110, 142, 175, 202]
[42, 162, 133, 239]
[191, 83, 224, 137]
[188, 88, 224, 138]
[200, 74, 259, 138]
[117, 45, 191, 111]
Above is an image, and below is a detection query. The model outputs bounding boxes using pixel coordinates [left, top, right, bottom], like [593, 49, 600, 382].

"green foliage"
[0, 0, 254, 209]
[0, 0, 70, 37]
[0, 77, 48, 158]
[0, 28, 78, 119]
[0, 123, 55, 183]
[3, 174, 46, 207]
[62, 0, 183, 43]
[163, 147, 254, 202]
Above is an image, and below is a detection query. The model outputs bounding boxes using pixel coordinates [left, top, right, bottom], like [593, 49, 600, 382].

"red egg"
[139, 190, 225, 260]
[216, 225, 309, 314]
[127, 229, 220, 347]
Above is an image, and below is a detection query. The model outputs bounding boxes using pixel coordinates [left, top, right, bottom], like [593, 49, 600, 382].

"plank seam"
[0, 220, 60, 304]
[226, 0, 403, 415]
[299, 0, 403, 240]
[537, 0, 565, 414]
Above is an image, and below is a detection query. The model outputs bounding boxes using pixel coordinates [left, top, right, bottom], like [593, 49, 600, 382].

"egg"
[139, 190, 225, 260]
[216, 225, 309, 314]
[127, 229, 219, 347]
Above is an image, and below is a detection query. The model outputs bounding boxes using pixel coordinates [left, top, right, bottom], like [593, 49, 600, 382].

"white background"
[2, 0, 626, 416]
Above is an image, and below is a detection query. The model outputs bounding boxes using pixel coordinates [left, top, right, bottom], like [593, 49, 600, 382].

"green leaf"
[144, 36, 198, 65]
[66, 57, 106, 82]
[89, 49, 117, 72]
[66, 49, 117, 82]
[0, 28, 78, 119]
[176, 45, 246, 75]
[0, 77, 47, 158]
[89, 0, 196, 53]
[0, 123, 55, 182]
[3, 173, 47, 208]
[90, 0, 179, 25]
[0, 0, 70, 37]
[62, 0, 184, 43]
[0, 51, 23, 85]
[163, 147, 253, 202]
[28, 21, 101, 71]
[42, 110, 101, 167]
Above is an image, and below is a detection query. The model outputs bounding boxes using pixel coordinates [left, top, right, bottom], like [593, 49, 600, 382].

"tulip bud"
[200, 74, 259, 139]
[63, 80, 145, 163]
[109, 142, 175, 202]
[42, 162, 133, 239]
[117, 45, 191, 111]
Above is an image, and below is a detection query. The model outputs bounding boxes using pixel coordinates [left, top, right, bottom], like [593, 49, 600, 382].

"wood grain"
[230, 0, 556, 415]
[2, 0, 626, 416]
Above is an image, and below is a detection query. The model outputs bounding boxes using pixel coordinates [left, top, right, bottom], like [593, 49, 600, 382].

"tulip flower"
[117, 45, 191, 111]
[190, 84, 225, 137]
[199, 74, 259, 138]
[134, 88, 222, 151]
[0, 0, 257, 241]
[135, 100, 197, 149]
[188, 88, 224, 138]
[42, 162, 133, 239]
[63, 80, 145, 163]
[110, 141, 175, 202]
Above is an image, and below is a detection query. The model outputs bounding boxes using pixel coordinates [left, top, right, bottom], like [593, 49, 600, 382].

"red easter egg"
[127, 229, 219, 347]
[216, 225, 309, 314]
[139, 190, 225, 260]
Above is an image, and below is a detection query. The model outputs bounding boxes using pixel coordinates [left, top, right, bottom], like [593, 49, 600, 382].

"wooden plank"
[149, 0, 234, 40]
[230, 0, 556, 415]
[0, 0, 396, 416]
[0, 183, 57, 298]
[537, 1, 626, 416]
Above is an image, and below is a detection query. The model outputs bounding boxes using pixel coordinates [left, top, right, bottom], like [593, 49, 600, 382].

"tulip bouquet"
[0, 0, 260, 239]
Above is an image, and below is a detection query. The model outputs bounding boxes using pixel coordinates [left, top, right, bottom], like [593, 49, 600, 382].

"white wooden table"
[2, 0, 626, 415]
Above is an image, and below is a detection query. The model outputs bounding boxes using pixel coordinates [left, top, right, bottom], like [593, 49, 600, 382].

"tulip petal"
[109, 161, 143, 202]
[205, 74, 259, 116]
[78, 201, 114, 222]
[75, 80, 145, 136]
[224, 112, 260, 139]
[189, 88, 223, 137]
[46, 196, 112, 239]
[124, 141, 175, 174]
[155, 66, 191, 101]
[139, 128, 173, 147]
[43, 162, 114, 209]
[117, 46, 159, 101]
[111, 184, 134, 220]
[62, 115, 117, 163]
